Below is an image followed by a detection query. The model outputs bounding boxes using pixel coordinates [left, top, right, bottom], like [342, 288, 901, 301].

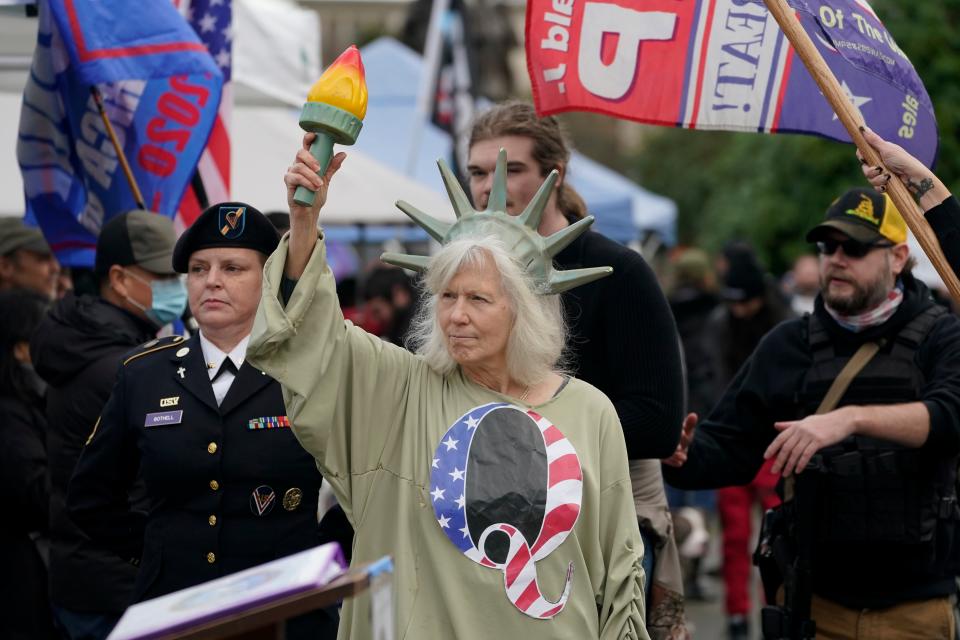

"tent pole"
[406, 0, 450, 177]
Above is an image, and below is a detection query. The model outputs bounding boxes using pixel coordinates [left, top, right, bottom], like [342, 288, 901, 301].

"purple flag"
[783, 0, 937, 166]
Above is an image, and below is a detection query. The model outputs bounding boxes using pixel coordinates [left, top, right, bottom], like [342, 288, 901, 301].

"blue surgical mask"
[125, 271, 188, 328]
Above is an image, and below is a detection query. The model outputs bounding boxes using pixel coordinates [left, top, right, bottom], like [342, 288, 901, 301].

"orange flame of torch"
[307, 44, 368, 120]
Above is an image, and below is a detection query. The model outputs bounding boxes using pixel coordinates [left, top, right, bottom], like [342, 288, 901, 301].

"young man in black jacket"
[664, 188, 960, 638]
[31, 210, 183, 640]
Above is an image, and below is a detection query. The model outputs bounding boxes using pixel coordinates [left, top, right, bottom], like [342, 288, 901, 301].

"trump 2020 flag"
[17, 0, 223, 267]
[525, 0, 937, 168]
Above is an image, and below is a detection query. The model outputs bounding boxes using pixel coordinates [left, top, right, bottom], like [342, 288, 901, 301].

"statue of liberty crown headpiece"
[381, 149, 613, 294]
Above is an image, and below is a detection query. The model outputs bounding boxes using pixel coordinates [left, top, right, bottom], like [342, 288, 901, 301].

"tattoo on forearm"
[906, 177, 934, 198]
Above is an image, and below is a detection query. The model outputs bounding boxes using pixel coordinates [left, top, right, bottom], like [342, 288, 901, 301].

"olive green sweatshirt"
[248, 234, 648, 640]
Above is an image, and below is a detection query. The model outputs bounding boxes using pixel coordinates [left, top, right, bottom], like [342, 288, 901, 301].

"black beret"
[172, 202, 280, 273]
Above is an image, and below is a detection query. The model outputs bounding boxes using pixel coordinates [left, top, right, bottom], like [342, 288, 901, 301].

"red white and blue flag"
[17, 0, 223, 267]
[526, 0, 938, 167]
[176, 0, 233, 231]
[431, 402, 582, 619]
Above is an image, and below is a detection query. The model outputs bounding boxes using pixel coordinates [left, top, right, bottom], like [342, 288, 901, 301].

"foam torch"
[293, 45, 368, 206]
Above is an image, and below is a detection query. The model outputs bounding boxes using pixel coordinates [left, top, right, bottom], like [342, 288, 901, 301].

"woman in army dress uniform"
[68, 204, 340, 638]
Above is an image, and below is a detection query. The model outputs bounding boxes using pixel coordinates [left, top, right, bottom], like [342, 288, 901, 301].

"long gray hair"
[406, 235, 567, 386]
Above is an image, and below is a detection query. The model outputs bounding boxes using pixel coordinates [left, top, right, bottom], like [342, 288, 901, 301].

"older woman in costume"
[247, 135, 648, 639]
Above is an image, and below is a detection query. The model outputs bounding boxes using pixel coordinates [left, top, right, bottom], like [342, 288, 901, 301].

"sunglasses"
[816, 238, 893, 258]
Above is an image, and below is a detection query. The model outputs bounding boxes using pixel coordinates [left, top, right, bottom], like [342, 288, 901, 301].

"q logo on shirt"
[430, 402, 583, 619]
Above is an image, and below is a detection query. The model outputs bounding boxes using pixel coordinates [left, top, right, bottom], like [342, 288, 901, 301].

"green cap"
[0, 217, 52, 257]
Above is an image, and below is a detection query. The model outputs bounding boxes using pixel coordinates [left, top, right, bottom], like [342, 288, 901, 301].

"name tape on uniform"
[145, 410, 183, 427]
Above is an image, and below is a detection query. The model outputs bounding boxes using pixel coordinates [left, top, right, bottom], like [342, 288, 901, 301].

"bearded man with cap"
[0, 216, 60, 299]
[67, 203, 339, 639]
[31, 209, 184, 640]
[664, 188, 960, 639]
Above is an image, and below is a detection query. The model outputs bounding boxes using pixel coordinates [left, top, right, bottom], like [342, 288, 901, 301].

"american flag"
[175, 0, 233, 231]
[431, 402, 582, 619]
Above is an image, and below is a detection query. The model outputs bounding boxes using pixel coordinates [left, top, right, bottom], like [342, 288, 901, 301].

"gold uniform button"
[208, 515, 217, 526]
[206, 552, 216, 563]
[207, 442, 218, 454]
[209, 480, 220, 491]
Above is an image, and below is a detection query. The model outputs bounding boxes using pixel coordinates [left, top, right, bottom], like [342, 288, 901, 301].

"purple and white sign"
[107, 543, 346, 640]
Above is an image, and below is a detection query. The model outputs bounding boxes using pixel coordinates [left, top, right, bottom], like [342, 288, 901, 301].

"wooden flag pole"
[762, 0, 960, 305]
[90, 86, 148, 211]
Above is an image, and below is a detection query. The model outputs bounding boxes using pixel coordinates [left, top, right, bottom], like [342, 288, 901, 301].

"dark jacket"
[670, 287, 721, 418]
[664, 274, 960, 607]
[31, 293, 156, 612]
[703, 283, 794, 400]
[926, 195, 960, 275]
[0, 390, 57, 640]
[555, 230, 684, 459]
[67, 335, 336, 636]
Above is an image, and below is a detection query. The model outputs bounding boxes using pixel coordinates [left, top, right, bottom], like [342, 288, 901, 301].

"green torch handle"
[293, 133, 335, 207]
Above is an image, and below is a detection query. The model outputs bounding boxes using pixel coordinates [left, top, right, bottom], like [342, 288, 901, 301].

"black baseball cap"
[806, 187, 908, 245]
[172, 202, 279, 273]
[95, 210, 177, 275]
[720, 254, 766, 302]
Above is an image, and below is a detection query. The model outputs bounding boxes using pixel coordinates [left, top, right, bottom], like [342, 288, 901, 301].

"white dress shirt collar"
[199, 332, 250, 406]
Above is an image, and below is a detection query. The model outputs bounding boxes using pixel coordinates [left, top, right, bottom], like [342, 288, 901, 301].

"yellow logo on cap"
[846, 194, 880, 225]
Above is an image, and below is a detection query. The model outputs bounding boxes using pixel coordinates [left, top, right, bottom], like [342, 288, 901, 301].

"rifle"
[755, 462, 820, 640]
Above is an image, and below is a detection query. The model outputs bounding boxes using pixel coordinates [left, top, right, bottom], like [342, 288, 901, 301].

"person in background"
[666, 248, 720, 602]
[467, 101, 687, 639]
[704, 247, 793, 640]
[669, 249, 722, 421]
[364, 266, 417, 346]
[0, 289, 57, 640]
[68, 203, 340, 639]
[785, 254, 821, 316]
[57, 266, 75, 300]
[265, 211, 291, 236]
[31, 210, 184, 640]
[0, 217, 60, 300]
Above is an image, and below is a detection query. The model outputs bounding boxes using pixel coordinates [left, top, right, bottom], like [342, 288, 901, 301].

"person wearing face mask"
[67, 203, 340, 640]
[30, 209, 183, 640]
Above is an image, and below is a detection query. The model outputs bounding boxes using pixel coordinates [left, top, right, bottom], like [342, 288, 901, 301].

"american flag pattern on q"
[430, 402, 583, 619]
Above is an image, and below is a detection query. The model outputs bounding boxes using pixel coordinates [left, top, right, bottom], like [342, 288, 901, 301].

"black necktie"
[212, 358, 238, 381]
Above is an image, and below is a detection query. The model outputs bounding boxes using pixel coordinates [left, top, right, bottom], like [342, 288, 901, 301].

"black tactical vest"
[797, 305, 960, 570]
